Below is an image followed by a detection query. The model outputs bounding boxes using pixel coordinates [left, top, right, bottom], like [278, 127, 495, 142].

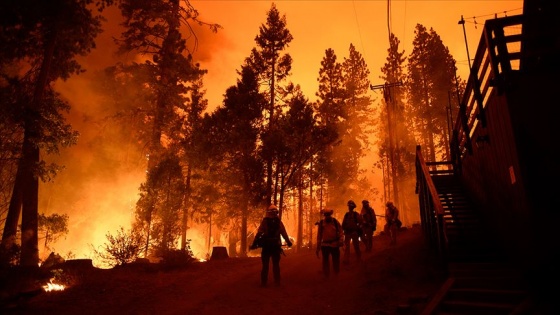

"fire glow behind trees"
[2, 1, 523, 265]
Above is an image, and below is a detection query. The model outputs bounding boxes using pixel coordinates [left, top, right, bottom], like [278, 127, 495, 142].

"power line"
[387, 0, 392, 40]
[461, 7, 523, 29]
[352, 0, 367, 57]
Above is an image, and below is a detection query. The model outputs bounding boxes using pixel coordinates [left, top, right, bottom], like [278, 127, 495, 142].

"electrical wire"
[352, 0, 367, 57]
[387, 0, 392, 41]
[461, 7, 523, 28]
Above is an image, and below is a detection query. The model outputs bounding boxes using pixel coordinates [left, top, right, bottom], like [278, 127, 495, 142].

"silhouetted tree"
[136, 154, 184, 255]
[201, 65, 267, 257]
[407, 24, 460, 162]
[316, 48, 346, 125]
[0, 0, 110, 266]
[245, 3, 293, 206]
[329, 43, 372, 205]
[115, 0, 220, 255]
[268, 87, 337, 245]
[175, 79, 208, 252]
[378, 33, 417, 223]
[314, 48, 345, 209]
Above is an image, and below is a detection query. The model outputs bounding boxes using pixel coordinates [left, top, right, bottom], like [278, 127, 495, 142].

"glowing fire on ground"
[43, 280, 65, 292]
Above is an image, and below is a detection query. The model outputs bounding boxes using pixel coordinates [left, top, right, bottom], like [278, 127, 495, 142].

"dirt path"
[4, 225, 446, 315]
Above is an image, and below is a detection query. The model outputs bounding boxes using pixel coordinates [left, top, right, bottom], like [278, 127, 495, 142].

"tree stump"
[210, 246, 229, 260]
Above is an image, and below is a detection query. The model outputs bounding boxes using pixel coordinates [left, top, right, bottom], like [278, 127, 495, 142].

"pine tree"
[244, 3, 293, 206]
[116, 0, 217, 163]
[316, 48, 346, 125]
[176, 79, 208, 252]
[135, 154, 184, 254]
[378, 33, 417, 222]
[0, 0, 109, 266]
[202, 65, 267, 257]
[334, 43, 372, 203]
[115, 0, 219, 256]
[407, 24, 460, 162]
[273, 86, 337, 217]
[314, 48, 344, 206]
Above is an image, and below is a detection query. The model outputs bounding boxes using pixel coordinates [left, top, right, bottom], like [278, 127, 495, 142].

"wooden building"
[416, 0, 559, 313]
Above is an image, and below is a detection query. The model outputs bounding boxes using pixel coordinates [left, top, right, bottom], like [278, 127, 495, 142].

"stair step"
[441, 202, 470, 206]
[439, 196, 467, 200]
[443, 206, 471, 211]
[439, 299, 516, 314]
[446, 288, 528, 303]
[443, 207, 476, 213]
[446, 236, 487, 243]
[445, 223, 483, 231]
[452, 275, 527, 290]
[444, 216, 480, 222]
[441, 200, 469, 204]
[447, 254, 503, 264]
[448, 262, 517, 271]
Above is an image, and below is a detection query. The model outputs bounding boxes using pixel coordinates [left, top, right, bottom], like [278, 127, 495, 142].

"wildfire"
[43, 280, 65, 292]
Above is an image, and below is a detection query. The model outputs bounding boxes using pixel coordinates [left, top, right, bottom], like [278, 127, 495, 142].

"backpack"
[363, 207, 377, 229]
[342, 211, 361, 233]
[255, 217, 281, 248]
[319, 218, 341, 245]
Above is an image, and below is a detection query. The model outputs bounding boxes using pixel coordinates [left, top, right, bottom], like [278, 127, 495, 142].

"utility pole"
[458, 15, 472, 71]
[371, 81, 402, 206]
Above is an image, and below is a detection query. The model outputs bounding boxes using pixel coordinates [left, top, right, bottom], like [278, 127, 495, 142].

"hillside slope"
[3, 225, 446, 315]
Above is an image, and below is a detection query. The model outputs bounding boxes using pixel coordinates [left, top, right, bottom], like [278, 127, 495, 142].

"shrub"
[0, 243, 20, 269]
[93, 226, 144, 267]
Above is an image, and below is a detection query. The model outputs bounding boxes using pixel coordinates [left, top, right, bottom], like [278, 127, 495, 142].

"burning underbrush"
[42, 279, 65, 292]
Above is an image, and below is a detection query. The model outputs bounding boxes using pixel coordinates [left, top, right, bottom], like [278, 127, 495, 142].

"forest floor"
[1, 224, 448, 315]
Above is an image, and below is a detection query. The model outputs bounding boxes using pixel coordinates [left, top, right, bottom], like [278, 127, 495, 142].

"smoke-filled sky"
[45, 0, 523, 266]
[189, 0, 523, 108]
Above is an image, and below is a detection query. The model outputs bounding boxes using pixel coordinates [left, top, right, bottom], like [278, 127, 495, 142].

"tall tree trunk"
[181, 165, 191, 251]
[265, 55, 277, 206]
[20, 24, 58, 267]
[143, 0, 181, 256]
[240, 194, 249, 257]
[207, 213, 212, 256]
[296, 171, 303, 252]
[144, 210, 152, 257]
[278, 171, 286, 221]
[308, 165, 314, 251]
[1, 165, 24, 250]
[273, 162, 280, 206]
[20, 132, 40, 267]
[162, 182, 171, 252]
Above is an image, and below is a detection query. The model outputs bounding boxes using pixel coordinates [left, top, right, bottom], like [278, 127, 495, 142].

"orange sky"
[47, 0, 524, 265]
[189, 0, 523, 108]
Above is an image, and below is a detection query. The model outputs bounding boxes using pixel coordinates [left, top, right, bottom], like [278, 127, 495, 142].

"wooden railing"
[415, 145, 447, 258]
[451, 15, 523, 165]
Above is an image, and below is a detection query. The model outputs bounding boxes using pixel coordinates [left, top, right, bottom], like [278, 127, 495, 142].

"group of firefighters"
[250, 200, 400, 286]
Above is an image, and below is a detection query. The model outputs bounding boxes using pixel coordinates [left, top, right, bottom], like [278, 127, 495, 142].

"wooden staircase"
[433, 174, 501, 263]
[421, 174, 531, 315]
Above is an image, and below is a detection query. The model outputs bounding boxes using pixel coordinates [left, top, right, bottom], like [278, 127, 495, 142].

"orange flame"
[43, 280, 65, 292]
